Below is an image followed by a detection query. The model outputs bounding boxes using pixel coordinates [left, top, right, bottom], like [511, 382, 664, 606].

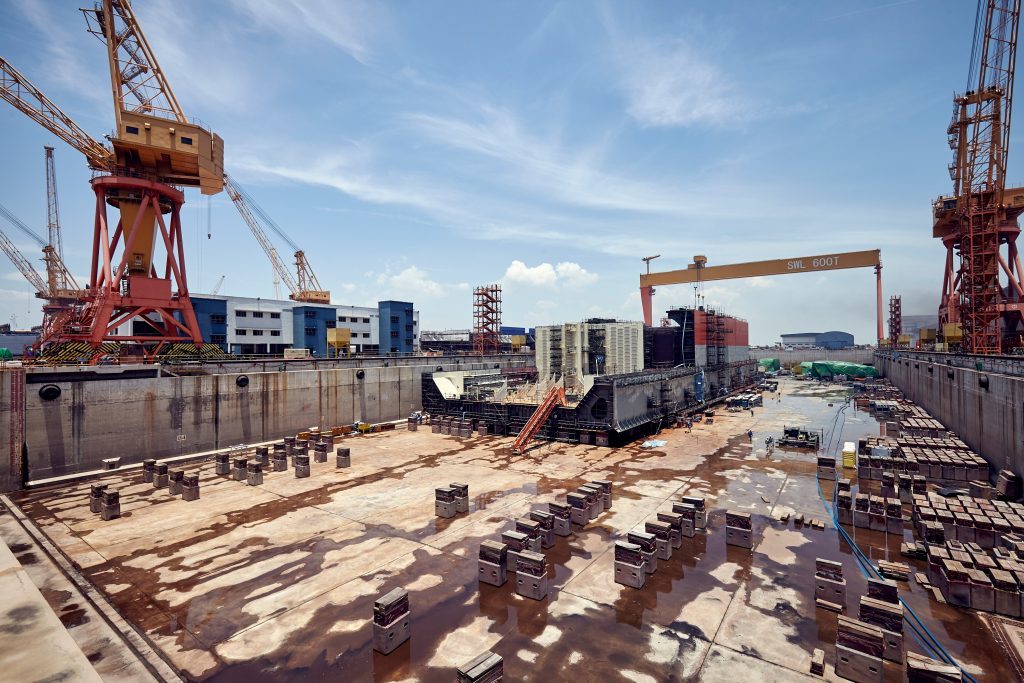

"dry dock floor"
[3, 379, 1017, 681]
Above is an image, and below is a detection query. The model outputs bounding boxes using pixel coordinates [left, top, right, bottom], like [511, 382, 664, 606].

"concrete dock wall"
[14, 358, 514, 485]
[875, 352, 1024, 476]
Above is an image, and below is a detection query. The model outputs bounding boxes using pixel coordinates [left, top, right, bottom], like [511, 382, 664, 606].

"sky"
[0, 0, 1009, 345]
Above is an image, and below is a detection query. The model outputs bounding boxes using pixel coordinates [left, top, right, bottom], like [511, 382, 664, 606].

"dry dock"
[1, 379, 1015, 681]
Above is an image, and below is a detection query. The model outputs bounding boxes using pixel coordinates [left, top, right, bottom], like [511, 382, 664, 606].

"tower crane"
[933, 0, 1024, 353]
[223, 175, 331, 304]
[0, 0, 224, 362]
[0, 202, 49, 298]
[42, 147, 81, 301]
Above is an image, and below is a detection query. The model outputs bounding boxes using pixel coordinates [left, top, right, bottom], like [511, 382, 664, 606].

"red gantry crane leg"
[512, 385, 567, 454]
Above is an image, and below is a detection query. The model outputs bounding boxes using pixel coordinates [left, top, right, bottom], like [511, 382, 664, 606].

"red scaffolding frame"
[472, 284, 502, 356]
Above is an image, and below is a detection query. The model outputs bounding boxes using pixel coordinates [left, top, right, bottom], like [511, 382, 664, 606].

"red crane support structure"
[935, 0, 1024, 353]
[0, 0, 224, 362]
[473, 284, 502, 355]
[512, 385, 567, 454]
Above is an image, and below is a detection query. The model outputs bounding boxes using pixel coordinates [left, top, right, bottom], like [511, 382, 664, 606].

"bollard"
[592, 480, 613, 509]
[142, 459, 156, 483]
[680, 495, 707, 529]
[501, 530, 530, 574]
[478, 540, 508, 587]
[515, 518, 543, 553]
[336, 447, 351, 468]
[725, 511, 753, 549]
[514, 550, 549, 600]
[566, 492, 589, 527]
[627, 531, 658, 574]
[373, 588, 410, 655]
[272, 452, 288, 472]
[657, 511, 683, 549]
[247, 461, 264, 486]
[255, 446, 270, 467]
[529, 510, 556, 549]
[182, 474, 200, 501]
[101, 490, 121, 520]
[435, 487, 458, 518]
[89, 484, 108, 513]
[313, 442, 329, 463]
[646, 520, 673, 561]
[168, 469, 185, 495]
[102, 457, 120, 470]
[450, 482, 469, 514]
[614, 541, 646, 589]
[578, 485, 602, 520]
[215, 453, 231, 475]
[672, 502, 697, 538]
[232, 458, 248, 482]
[153, 462, 169, 489]
[457, 651, 503, 683]
[547, 502, 573, 537]
[294, 454, 310, 478]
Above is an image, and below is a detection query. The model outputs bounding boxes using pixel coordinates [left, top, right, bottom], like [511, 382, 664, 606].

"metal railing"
[875, 349, 1024, 379]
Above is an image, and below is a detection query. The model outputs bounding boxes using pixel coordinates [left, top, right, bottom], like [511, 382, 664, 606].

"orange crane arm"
[639, 249, 880, 287]
[0, 202, 49, 297]
[0, 57, 114, 170]
[224, 175, 301, 297]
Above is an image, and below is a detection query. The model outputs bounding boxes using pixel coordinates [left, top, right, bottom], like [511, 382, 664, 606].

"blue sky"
[0, 0, 1007, 344]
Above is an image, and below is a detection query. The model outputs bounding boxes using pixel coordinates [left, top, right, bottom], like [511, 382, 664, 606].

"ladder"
[512, 385, 567, 454]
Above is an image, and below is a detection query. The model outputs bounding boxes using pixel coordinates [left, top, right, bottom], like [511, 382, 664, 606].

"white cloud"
[227, 0, 385, 65]
[377, 265, 445, 299]
[503, 260, 597, 288]
[616, 40, 748, 128]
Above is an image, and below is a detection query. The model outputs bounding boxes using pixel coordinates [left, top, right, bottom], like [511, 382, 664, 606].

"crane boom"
[0, 57, 114, 170]
[43, 147, 80, 298]
[224, 176, 301, 297]
[224, 175, 330, 303]
[0, 203, 49, 297]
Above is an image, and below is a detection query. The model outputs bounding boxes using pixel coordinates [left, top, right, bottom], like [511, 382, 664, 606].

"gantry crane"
[933, 0, 1023, 353]
[640, 250, 884, 343]
[0, 0, 224, 361]
[224, 175, 330, 304]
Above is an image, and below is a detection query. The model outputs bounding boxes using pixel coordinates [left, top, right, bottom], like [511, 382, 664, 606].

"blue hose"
[815, 472, 980, 682]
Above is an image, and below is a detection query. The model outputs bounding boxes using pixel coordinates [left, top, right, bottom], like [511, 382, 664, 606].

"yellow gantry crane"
[224, 175, 330, 304]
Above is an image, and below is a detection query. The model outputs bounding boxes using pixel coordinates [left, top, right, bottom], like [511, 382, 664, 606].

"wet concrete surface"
[8, 378, 1016, 681]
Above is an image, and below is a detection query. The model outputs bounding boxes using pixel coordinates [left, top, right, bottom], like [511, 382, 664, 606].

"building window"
[363, 333, 371, 338]
[126, 125, 140, 135]
[338, 316, 346, 323]
[305, 327, 316, 336]
[253, 330, 264, 336]
[211, 314, 226, 324]
[237, 329, 247, 336]
[405, 338, 413, 346]
[390, 316, 400, 323]
[405, 324, 413, 332]
[326, 320, 336, 328]
[270, 312, 280, 319]
[362, 317, 370, 323]
[252, 311, 264, 318]
[305, 311, 316, 319]
[236, 310, 247, 317]
[211, 334, 226, 344]
[390, 331, 399, 338]
[180, 136, 193, 145]
[270, 330, 280, 337]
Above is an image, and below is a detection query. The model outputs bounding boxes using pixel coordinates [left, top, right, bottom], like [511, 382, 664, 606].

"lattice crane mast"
[43, 147, 81, 300]
[0, 0, 225, 361]
[934, 0, 1024, 353]
[224, 175, 330, 304]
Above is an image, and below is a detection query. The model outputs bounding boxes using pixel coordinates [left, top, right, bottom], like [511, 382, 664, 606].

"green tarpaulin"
[801, 360, 877, 378]
[0, 349, 12, 361]
[758, 358, 780, 371]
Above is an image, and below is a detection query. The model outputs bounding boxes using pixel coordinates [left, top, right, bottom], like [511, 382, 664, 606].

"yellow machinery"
[640, 250, 884, 343]
[328, 328, 351, 358]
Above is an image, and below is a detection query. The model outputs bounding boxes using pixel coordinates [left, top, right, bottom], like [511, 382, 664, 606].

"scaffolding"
[472, 284, 502, 356]
[888, 295, 902, 347]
